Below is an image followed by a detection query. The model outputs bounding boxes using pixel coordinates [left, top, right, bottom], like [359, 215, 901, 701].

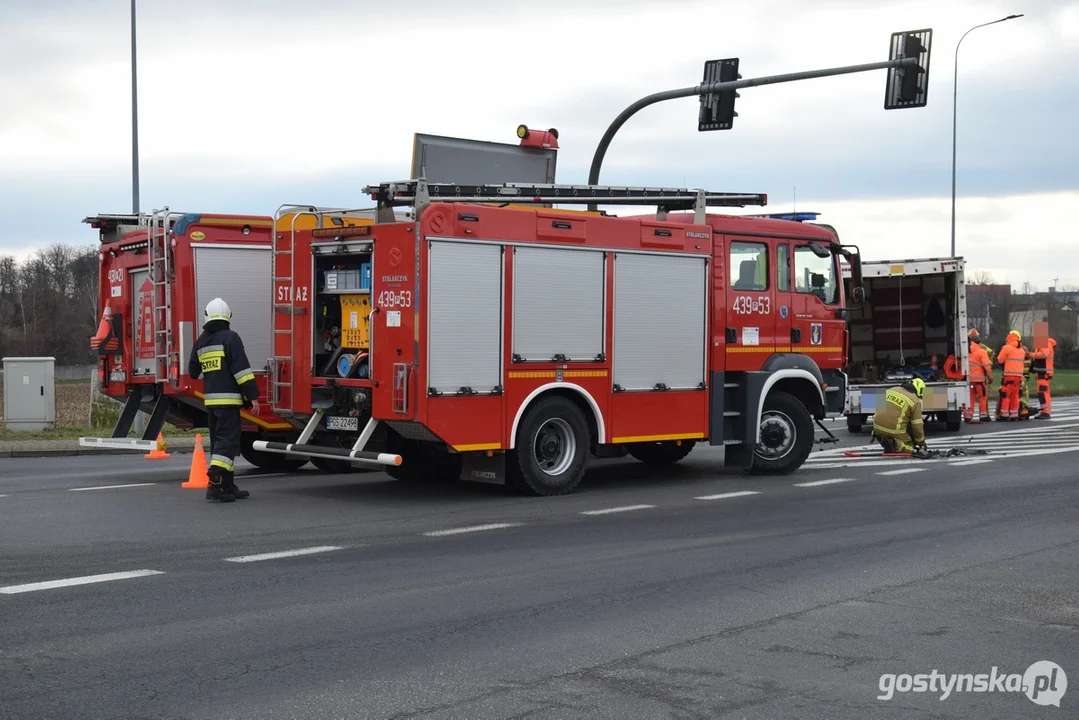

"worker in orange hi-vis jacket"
[996, 330, 1026, 421]
[1031, 337, 1057, 418]
[965, 336, 992, 423]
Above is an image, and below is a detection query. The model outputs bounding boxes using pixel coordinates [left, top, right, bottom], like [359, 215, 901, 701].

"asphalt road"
[1, 401, 1078, 719]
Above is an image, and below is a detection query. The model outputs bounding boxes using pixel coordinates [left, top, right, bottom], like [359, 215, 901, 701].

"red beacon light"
[516, 124, 559, 150]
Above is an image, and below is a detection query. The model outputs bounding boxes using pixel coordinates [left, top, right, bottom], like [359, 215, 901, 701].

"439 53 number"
[732, 295, 770, 315]
[377, 290, 411, 309]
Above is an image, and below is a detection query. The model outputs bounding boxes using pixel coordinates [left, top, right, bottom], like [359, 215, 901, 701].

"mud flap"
[460, 452, 507, 485]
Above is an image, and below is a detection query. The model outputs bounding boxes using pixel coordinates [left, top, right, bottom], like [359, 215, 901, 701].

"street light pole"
[131, 0, 140, 214]
[951, 14, 1023, 257]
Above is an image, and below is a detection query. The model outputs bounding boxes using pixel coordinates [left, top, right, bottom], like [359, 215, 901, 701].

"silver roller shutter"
[512, 246, 604, 361]
[613, 252, 707, 390]
[427, 240, 503, 393]
[194, 246, 272, 374]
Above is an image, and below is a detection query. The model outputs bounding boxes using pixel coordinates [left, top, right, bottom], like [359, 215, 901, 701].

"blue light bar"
[742, 211, 821, 222]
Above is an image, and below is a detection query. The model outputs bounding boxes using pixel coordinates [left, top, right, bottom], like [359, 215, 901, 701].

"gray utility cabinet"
[3, 357, 56, 431]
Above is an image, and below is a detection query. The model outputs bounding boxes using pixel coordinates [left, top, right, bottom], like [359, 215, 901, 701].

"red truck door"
[774, 242, 793, 349]
[725, 237, 776, 370]
[789, 241, 844, 366]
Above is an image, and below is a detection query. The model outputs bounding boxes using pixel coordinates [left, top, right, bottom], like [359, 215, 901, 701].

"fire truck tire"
[748, 391, 814, 475]
[509, 396, 590, 496]
[627, 440, 696, 465]
[239, 434, 310, 472]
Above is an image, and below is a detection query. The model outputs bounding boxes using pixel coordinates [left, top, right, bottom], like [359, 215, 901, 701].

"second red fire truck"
[253, 129, 864, 494]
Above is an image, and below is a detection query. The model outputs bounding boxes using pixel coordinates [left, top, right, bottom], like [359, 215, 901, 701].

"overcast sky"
[2, 0, 1076, 289]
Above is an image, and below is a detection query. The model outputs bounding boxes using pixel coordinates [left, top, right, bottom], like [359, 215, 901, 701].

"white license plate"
[109, 370, 127, 382]
[325, 416, 359, 432]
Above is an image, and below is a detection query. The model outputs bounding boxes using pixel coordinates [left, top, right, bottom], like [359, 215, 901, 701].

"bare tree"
[969, 269, 996, 285]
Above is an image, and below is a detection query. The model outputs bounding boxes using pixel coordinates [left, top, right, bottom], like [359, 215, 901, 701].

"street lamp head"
[1004, 14, 1024, 20]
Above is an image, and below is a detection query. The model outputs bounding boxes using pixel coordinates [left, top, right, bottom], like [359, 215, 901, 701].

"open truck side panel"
[841, 256, 968, 432]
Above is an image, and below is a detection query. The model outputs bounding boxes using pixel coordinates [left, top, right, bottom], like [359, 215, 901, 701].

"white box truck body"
[841, 257, 969, 433]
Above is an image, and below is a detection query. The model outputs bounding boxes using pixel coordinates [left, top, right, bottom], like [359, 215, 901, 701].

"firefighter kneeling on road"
[188, 298, 261, 503]
[871, 377, 927, 454]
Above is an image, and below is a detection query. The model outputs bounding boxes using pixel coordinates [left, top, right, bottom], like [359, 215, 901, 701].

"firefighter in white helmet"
[188, 298, 260, 502]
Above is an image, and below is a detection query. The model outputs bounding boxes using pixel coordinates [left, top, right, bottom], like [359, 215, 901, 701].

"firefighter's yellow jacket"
[872, 386, 925, 444]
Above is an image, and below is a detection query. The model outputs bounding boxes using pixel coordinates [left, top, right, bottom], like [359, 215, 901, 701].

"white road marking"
[878, 468, 925, 476]
[423, 523, 521, 537]
[224, 546, 344, 563]
[695, 491, 762, 500]
[579, 504, 656, 516]
[0, 569, 164, 595]
[69, 482, 157, 492]
[947, 458, 995, 466]
[794, 477, 859, 487]
[0, 494, 7, 498]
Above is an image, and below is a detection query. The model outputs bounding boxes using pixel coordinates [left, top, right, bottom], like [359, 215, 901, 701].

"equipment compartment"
[314, 251, 374, 380]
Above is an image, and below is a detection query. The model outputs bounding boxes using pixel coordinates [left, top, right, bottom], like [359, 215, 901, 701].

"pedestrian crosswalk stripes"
[802, 420, 1079, 470]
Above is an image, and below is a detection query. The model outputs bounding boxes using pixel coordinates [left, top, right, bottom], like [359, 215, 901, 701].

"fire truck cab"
[255, 137, 862, 493]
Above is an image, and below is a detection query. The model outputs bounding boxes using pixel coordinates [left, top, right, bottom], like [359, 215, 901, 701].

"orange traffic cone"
[182, 434, 209, 488]
[144, 432, 171, 459]
[90, 302, 118, 352]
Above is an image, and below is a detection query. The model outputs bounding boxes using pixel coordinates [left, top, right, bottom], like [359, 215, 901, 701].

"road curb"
[0, 439, 199, 458]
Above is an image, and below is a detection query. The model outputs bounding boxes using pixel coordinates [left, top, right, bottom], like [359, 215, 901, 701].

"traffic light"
[699, 58, 741, 131]
[885, 28, 933, 109]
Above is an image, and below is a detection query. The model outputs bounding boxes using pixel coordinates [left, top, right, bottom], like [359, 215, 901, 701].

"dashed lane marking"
[423, 523, 521, 537]
[793, 477, 859, 487]
[948, 458, 995, 466]
[878, 468, 925, 476]
[224, 546, 344, 563]
[579, 504, 656, 516]
[69, 483, 157, 492]
[695, 491, 762, 500]
[0, 569, 165, 595]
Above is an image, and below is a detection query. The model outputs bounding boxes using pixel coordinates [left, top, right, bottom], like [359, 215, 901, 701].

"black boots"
[205, 470, 250, 502]
[226, 473, 250, 499]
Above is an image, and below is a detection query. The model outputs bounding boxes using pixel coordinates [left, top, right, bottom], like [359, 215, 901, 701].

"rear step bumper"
[252, 440, 402, 467]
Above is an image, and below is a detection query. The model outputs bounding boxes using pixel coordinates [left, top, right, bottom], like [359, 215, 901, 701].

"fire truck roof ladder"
[148, 208, 183, 386]
[364, 181, 768, 223]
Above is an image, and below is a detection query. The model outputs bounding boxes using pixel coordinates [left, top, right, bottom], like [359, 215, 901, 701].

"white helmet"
[204, 298, 232, 322]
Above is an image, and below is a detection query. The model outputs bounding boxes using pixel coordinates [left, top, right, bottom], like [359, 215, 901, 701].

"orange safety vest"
[997, 343, 1025, 378]
[968, 343, 991, 382]
[1032, 346, 1055, 376]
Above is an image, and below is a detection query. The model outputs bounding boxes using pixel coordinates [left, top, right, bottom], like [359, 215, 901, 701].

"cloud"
[0, 0, 1075, 292]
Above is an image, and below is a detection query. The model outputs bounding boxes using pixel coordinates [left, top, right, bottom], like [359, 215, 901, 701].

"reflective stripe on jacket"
[968, 343, 991, 382]
[1032, 346, 1055, 376]
[872, 386, 925, 444]
[188, 320, 260, 406]
[997, 343, 1026, 378]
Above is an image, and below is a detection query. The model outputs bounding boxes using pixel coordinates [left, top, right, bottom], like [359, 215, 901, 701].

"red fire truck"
[80, 208, 385, 471]
[254, 131, 864, 493]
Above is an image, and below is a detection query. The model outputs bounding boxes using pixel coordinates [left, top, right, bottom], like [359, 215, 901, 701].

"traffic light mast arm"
[586, 55, 919, 207]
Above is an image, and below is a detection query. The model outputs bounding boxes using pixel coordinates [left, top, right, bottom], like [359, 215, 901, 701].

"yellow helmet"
[906, 377, 926, 398]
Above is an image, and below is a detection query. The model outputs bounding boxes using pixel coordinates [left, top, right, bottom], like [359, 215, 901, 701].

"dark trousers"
[207, 406, 241, 480]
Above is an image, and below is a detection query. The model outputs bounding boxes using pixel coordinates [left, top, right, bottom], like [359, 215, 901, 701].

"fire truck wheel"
[627, 440, 696, 465]
[748, 391, 813, 475]
[510, 396, 590, 496]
